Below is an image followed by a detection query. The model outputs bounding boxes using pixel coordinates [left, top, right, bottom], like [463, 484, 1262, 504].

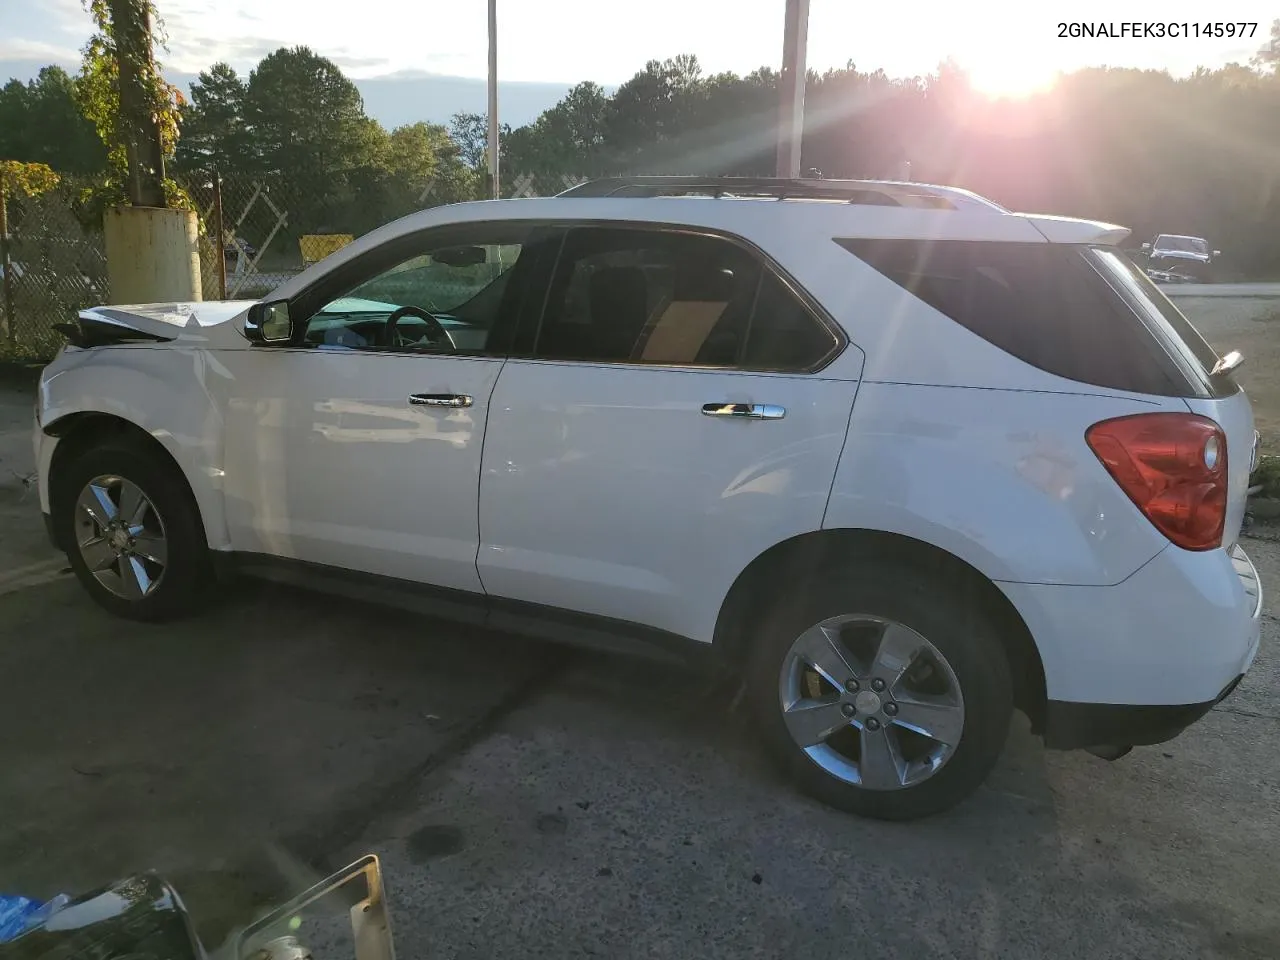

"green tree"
[245, 47, 379, 178]
[449, 112, 488, 170]
[0, 68, 106, 174]
[174, 62, 251, 175]
[384, 122, 442, 182]
[76, 0, 185, 207]
[244, 46, 383, 231]
[604, 54, 705, 168]
[356, 121, 479, 222]
[1251, 18, 1280, 72]
[503, 81, 610, 176]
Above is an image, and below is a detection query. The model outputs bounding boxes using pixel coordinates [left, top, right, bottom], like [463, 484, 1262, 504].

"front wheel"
[55, 441, 211, 622]
[746, 562, 1013, 820]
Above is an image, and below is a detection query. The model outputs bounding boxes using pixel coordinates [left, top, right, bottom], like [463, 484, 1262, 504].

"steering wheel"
[384, 305, 457, 351]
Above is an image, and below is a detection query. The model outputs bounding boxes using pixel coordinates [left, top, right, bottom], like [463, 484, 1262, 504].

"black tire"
[746, 560, 1013, 821]
[54, 440, 212, 622]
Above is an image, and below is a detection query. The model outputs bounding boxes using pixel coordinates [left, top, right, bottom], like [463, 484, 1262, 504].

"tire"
[54, 440, 212, 622]
[746, 560, 1013, 821]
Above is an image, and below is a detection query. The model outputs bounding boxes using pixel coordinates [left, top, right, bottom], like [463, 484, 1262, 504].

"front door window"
[304, 242, 526, 355]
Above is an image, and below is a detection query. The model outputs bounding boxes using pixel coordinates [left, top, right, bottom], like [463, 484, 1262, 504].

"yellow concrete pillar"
[103, 205, 202, 304]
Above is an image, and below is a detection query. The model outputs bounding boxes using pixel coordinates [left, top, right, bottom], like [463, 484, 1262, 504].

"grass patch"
[1252, 455, 1280, 499]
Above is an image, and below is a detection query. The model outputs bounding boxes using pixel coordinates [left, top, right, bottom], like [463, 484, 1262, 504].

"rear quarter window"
[836, 238, 1194, 397]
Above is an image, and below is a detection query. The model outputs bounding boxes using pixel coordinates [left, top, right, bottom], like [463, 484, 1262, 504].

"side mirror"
[245, 300, 293, 344]
[1214, 250, 1222, 257]
[1141, 242, 1151, 251]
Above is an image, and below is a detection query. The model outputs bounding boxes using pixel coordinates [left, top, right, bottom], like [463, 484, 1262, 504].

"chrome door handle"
[408, 393, 473, 408]
[701, 403, 785, 420]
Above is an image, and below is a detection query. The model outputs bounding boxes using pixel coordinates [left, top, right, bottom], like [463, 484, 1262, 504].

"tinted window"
[837, 238, 1191, 396]
[1090, 248, 1237, 398]
[742, 271, 840, 370]
[536, 228, 837, 370]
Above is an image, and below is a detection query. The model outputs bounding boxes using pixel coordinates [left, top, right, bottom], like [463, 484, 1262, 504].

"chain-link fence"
[180, 170, 590, 303]
[1, 170, 592, 362]
[1, 178, 108, 362]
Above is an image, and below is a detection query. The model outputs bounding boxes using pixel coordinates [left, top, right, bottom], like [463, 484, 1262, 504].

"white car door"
[477, 225, 862, 643]
[222, 223, 552, 593]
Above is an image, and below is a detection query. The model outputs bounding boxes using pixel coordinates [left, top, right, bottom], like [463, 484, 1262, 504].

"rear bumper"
[1000, 541, 1262, 731]
[1044, 674, 1243, 750]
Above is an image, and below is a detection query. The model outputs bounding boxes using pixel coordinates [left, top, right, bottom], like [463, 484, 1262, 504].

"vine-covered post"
[82, 0, 202, 302]
[107, 0, 167, 207]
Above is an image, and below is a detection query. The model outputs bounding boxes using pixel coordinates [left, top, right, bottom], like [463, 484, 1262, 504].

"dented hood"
[58, 301, 257, 349]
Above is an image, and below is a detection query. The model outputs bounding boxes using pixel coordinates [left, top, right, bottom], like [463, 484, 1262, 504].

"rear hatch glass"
[1087, 248, 1238, 400]
[837, 238, 1222, 398]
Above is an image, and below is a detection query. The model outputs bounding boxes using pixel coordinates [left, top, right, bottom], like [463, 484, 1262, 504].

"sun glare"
[965, 55, 1060, 100]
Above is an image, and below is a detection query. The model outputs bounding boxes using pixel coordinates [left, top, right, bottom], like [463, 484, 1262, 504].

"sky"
[1, 0, 1274, 98]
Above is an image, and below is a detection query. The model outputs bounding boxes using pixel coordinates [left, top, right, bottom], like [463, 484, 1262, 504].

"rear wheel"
[746, 561, 1013, 820]
[55, 442, 211, 621]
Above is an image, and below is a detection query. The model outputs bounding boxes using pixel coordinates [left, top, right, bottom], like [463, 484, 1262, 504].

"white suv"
[33, 177, 1262, 820]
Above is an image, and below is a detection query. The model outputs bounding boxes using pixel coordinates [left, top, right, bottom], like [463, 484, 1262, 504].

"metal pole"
[775, 0, 810, 179]
[487, 0, 500, 199]
[212, 170, 228, 300]
[0, 179, 14, 346]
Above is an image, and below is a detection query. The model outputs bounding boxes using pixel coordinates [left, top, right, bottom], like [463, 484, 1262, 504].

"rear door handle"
[701, 403, 785, 420]
[408, 393, 473, 408]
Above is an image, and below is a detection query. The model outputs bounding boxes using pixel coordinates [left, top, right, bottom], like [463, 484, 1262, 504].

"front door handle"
[701, 403, 785, 420]
[408, 393, 473, 408]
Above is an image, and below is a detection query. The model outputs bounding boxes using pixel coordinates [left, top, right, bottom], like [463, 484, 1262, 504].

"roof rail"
[557, 176, 1007, 212]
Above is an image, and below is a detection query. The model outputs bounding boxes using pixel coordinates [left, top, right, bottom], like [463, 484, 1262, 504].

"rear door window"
[533, 227, 840, 371]
[837, 238, 1197, 397]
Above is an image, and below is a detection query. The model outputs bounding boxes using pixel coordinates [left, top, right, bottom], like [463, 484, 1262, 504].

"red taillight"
[1085, 412, 1227, 551]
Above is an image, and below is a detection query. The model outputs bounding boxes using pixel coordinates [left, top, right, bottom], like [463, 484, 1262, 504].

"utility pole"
[487, 0, 500, 199]
[775, 0, 810, 179]
[212, 170, 228, 299]
[109, 0, 167, 207]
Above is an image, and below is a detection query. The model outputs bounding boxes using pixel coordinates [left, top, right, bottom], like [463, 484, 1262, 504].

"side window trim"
[515, 221, 845, 374]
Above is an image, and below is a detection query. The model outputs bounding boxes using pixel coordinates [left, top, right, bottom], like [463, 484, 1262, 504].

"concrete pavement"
[330, 534, 1280, 959]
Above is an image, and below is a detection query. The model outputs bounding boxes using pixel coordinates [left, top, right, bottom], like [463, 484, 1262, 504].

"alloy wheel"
[73, 474, 169, 600]
[777, 613, 966, 790]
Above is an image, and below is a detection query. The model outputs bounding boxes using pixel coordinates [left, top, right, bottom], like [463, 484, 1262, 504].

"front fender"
[38, 346, 232, 550]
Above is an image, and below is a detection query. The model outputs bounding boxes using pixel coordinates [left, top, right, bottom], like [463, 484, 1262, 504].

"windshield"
[1154, 235, 1208, 254]
[346, 245, 522, 318]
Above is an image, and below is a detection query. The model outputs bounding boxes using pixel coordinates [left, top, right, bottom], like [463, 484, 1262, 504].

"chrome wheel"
[778, 614, 965, 790]
[73, 475, 168, 600]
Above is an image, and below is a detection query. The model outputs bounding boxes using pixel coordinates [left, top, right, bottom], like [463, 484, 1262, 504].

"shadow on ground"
[0, 578, 563, 947]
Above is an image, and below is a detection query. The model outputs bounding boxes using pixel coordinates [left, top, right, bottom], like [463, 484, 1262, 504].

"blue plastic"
[0, 894, 42, 943]
[0, 892, 71, 943]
